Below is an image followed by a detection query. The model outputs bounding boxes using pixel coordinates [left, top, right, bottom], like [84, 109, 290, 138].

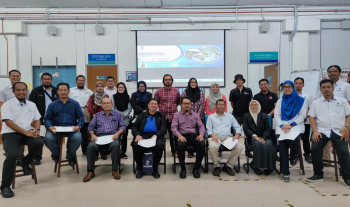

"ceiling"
[0, 0, 349, 8]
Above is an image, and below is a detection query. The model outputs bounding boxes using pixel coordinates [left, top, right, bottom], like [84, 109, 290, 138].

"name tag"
[244, 92, 249, 95]
[337, 87, 342, 91]
[334, 101, 342, 107]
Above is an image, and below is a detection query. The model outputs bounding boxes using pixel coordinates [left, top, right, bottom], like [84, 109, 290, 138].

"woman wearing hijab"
[112, 82, 132, 159]
[243, 100, 276, 175]
[205, 83, 227, 115]
[274, 80, 307, 182]
[87, 81, 109, 118]
[181, 78, 205, 158]
[131, 81, 152, 117]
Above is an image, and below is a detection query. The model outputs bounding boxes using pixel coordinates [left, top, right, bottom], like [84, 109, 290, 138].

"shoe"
[34, 159, 41, 165]
[83, 172, 95, 182]
[282, 175, 290, 182]
[21, 161, 32, 175]
[222, 165, 235, 176]
[82, 151, 86, 155]
[69, 159, 75, 168]
[212, 167, 221, 176]
[16, 159, 22, 167]
[172, 152, 178, 158]
[263, 169, 273, 175]
[152, 170, 160, 179]
[112, 171, 121, 180]
[53, 157, 59, 163]
[136, 170, 143, 179]
[344, 179, 350, 187]
[192, 168, 200, 178]
[1, 187, 14, 198]
[101, 154, 107, 160]
[304, 154, 312, 164]
[121, 154, 128, 159]
[245, 152, 253, 158]
[180, 169, 186, 179]
[187, 153, 193, 158]
[307, 174, 324, 182]
[252, 168, 262, 175]
[290, 159, 298, 166]
[218, 152, 223, 157]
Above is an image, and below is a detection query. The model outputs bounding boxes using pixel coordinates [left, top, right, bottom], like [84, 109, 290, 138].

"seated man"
[132, 98, 167, 179]
[84, 98, 125, 182]
[307, 79, 350, 187]
[1, 82, 43, 198]
[171, 97, 205, 179]
[206, 99, 243, 176]
[44, 83, 84, 167]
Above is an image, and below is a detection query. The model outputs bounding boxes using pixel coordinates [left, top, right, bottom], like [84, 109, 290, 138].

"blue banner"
[88, 54, 115, 64]
[250, 52, 278, 63]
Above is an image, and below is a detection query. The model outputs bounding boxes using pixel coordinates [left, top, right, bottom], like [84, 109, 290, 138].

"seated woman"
[243, 100, 276, 175]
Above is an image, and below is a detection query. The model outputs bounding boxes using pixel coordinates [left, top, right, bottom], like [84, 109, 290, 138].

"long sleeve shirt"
[154, 86, 180, 122]
[88, 110, 126, 136]
[206, 112, 242, 136]
[181, 91, 205, 120]
[171, 110, 206, 137]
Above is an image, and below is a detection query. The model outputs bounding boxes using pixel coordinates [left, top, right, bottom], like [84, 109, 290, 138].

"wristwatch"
[345, 126, 350, 130]
[36, 128, 40, 131]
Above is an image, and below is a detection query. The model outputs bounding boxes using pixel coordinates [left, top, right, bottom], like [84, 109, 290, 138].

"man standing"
[104, 76, 117, 98]
[171, 97, 206, 179]
[253, 79, 278, 115]
[44, 83, 84, 167]
[0, 82, 43, 198]
[69, 75, 93, 155]
[154, 74, 180, 157]
[307, 79, 350, 187]
[229, 74, 252, 157]
[29, 73, 58, 165]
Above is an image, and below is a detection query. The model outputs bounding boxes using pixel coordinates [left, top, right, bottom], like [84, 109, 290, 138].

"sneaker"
[282, 175, 290, 182]
[290, 159, 298, 166]
[307, 174, 324, 182]
[121, 154, 128, 159]
[304, 154, 312, 164]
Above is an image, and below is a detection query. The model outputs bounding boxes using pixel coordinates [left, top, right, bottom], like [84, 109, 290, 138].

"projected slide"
[137, 30, 225, 88]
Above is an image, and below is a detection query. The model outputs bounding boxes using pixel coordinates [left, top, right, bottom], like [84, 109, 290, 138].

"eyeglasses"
[182, 103, 191, 106]
[283, 86, 292, 89]
[107, 80, 114, 83]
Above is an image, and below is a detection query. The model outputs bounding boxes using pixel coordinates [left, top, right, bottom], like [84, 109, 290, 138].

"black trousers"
[167, 121, 176, 153]
[278, 135, 300, 175]
[86, 138, 120, 172]
[80, 123, 90, 154]
[121, 129, 129, 154]
[301, 124, 311, 156]
[312, 133, 350, 180]
[133, 135, 163, 171]
[1, 133, 43, 189]
[176, 133, 205, 170]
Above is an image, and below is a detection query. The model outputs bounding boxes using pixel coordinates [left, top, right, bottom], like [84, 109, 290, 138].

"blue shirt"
[44, 98, 85, 129]
[143, 116, 157, 133]
[206, 112, 242, 136]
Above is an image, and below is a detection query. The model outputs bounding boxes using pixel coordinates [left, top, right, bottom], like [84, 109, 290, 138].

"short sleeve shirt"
[253, 91, 278, 114]
[229, 87, 253, 117]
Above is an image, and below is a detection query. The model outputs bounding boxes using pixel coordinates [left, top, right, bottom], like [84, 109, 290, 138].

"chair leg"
[12, 165, 16, 189]
[31, 160, 38, 185]
[173, 151, 176, 174]
[75, 154, 79, 174]
[234, 156, 240, 173]
[163, 141, 166, 174]
[118, 145, 122, 174]
[57, 137, 64, 178]
[243, 156, 249, 174]
[133, 150, 136, 174]
[333, 148, 339, 181]
[298, 141, 305, 175]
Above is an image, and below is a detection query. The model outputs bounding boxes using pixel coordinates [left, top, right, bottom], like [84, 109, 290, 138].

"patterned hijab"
[93, 81, 107, 106]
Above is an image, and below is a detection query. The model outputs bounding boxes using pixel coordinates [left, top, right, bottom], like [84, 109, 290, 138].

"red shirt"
[154, 86, 180, 122]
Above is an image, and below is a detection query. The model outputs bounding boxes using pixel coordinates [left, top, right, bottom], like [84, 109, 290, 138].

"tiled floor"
[0, 137, 350, 207]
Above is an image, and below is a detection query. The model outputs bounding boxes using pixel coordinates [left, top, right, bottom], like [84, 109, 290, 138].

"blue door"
[33, 66, 76, 89]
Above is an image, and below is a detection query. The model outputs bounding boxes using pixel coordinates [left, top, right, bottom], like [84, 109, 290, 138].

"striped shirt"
[88, 110, 126, 136]
[154, 86, 180, 122]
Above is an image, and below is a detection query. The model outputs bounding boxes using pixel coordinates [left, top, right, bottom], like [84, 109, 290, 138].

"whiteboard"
[0, 76, 10, 90]
[290, 70, 321, 98]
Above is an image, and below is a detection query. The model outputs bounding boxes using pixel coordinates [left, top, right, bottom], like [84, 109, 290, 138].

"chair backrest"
[204, 115, 209, 126]
[268, 114, 272, 128]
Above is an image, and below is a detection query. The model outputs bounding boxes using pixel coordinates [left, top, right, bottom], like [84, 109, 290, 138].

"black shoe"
[307, 174, 324, 182]
[101, 154, 107, 160]
[304, 154, 312, 164]
[121, 154, 128, 159]
[136, 170, 143, 179]
[21, 161, 32, 175]
[34, 159, 41, 165]
[245, 152, 253, 158]
[250, 163, 262, 175]
[263, 169, 273, 175]
[82, 151, 86, 156]
[152, 170, 160, 179]
[192, 168, 200, 178]
[69, 159, 75, 168]
[180, 169, 186, 179]
[16, 159, 22, 167]
[1, 187, 14, 198]
[290, 159, 298, 166]
[344, 179, 350, 187]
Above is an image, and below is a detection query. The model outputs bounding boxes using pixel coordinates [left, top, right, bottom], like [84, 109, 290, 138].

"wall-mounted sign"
[97, 76, 107, 80]
[126, 71, 137, 82]
[88, 54, 115, 65]
[249, 52, 278, 63]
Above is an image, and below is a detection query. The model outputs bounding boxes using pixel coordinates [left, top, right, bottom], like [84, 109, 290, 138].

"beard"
[17, 98, 25, 102]
[77, 85, 84, 89]
[43, 84, 51, 88]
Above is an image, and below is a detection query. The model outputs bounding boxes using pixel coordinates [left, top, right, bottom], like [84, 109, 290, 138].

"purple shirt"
[88, 110, 126, 136]
[171, 110, 205, 137]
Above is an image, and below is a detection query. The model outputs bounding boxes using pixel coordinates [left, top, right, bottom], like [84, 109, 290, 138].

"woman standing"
[113, 82, 132, 159]
[181, 78, 205, 158]
[243, 100, 276, 175]
[131, 81, 152, 117]
[274, 80, 307, 182]
[205, 83, 227, 115]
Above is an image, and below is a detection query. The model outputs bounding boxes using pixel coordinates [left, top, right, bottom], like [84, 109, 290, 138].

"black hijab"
[185, 78, 200, 103]
[113, 82, 130, 111]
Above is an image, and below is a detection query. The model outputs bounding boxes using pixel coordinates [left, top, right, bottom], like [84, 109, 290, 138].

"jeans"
[44, 131, 82, 160]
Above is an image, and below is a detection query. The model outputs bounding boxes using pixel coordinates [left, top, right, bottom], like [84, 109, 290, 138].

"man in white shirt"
[104, 76, 117, 98]
[307, 79, 350, 187]
[0, 82, 43, 198]
[69, 75, 93, 155]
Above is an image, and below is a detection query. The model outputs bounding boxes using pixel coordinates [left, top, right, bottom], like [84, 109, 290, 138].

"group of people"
[1, 65, 350, 198]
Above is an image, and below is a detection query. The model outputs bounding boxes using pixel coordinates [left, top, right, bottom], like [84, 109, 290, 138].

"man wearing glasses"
[104, 76, 117, 98]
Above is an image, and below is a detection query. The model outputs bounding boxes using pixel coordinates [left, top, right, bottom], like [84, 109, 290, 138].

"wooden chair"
[54, 135, 79, 177]
[322, 145, 339, 181]
[12, 159, 37, 189]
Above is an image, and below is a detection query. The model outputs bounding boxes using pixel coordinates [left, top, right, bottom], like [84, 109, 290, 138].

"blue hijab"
[135, 81, 148, 102]
[281, 80, 305, 121]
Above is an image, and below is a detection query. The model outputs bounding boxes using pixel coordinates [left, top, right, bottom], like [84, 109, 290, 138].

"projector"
[261, 22, 270, 32]
[342, 20, 350, 30]
[95, 25, 104, 35]
[47, 25, 57, 35]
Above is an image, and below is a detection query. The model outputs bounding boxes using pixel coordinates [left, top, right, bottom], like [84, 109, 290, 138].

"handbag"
[142, 152, 154, 175]
[83, 94, 95, 118]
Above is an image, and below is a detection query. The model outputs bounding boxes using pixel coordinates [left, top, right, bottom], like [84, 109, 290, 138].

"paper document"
[95, 135, 114, 145]
[138, 136, 157, 148]
[54, 126, 74, 132]
[221, 138, 239, 150]
[278, 129, 300, 141]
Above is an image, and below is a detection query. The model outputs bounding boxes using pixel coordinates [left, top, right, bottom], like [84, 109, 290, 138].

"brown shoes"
[112, 170, 121, 180]
[172, 152, 178, 158]
[213, 167, 221, 176]
[222, 164, 235, 176]
[83, 172, 95, 182]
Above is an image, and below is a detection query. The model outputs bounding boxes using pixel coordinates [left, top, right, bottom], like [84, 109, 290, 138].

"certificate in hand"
[95, 135, 114, 145]
[138, 136, 157, 148]
[221, 137, 239, 150]
[278, 129, 300, 141]
[54, 126, 74, 132]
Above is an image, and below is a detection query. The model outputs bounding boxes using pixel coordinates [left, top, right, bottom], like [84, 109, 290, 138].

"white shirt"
[104, 86, 117, 98]
[274, 98, 308, 135]
[316, 79, 350, 101]
[1, 98, 41, 134]
[308, 95, 350, 138]
[298, 91, 314, 124]
[69, 87, 93, 123]
[0, 83, 31, 102]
